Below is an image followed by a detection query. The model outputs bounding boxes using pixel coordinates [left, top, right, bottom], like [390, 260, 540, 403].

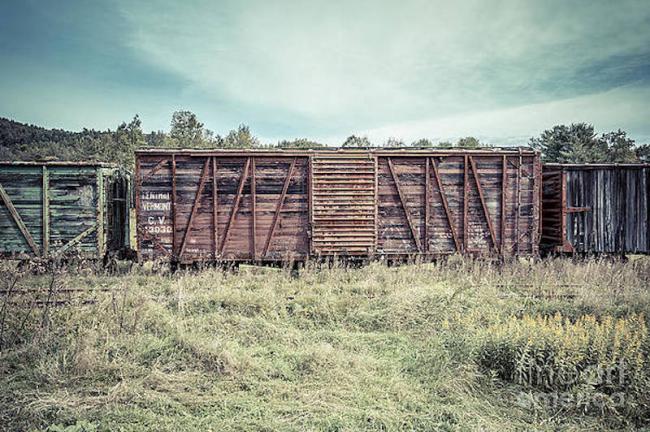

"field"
[1, 257, 649, 431]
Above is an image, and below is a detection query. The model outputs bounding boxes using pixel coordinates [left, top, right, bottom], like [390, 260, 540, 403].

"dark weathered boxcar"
[542, 164, 650, 254]
[135, 148, 541, 263]
[0, 162, 131, 259]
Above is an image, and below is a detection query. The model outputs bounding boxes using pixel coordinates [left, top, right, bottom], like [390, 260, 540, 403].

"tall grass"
[0, 257, 649, 431]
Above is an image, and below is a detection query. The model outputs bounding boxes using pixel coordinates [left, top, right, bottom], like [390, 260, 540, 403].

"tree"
[223, 124, 259, 148]
[529, 123, 607, 163]
[530, 124, 643, 163]
[384, 137, 405, 148]
[436, 140, 454, 148]
[277, 138, 325, 149]
[602, 130, 637, 163]
[636, 144, 650, 162]
[105, 115, 145, 169]
[342, 135, 372, 147]
[169, 111, 205, 147]
[456, 137, 481, 149]
[411, 138, 434, 148]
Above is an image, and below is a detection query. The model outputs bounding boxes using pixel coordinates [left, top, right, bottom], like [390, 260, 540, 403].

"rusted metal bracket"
[251, 157, 257, 260]
[0, 182, 40, 256]
[142, 158, 169, 182]
[263, 157, 297, 258]
[566, 206, 590, 213]
[137, 225, 172, 257]
[179, 157, 211, 260]
[387, 158, 422, 253]
[429, 158, 461, 253]
[463, 155, 469, 252]
[212, 156, 219, 259]
[469, 156, 498, 249]
[500, 156, 507, 254]
[221, 158, 251, 256]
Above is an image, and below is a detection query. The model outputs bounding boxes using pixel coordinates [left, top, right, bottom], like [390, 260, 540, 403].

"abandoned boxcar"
[0, 161, 131, 259]
[542, 163, 650, 254]
[135, 148, 541, 263]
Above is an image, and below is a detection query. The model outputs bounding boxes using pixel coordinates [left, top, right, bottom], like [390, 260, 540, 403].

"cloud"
[353, 84, 650, 146]
[117, 0, 650, 131]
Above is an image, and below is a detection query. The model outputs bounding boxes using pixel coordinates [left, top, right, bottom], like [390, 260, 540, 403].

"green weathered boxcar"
[0, 161, 131, 259]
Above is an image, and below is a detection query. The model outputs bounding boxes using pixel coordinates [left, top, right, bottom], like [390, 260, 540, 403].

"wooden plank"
[463, 155, 469, 252]
[425, 157, 430, 253]
[500, 156, 507, 255]
[55, 224, 97, 256]
[96, 167, 105, 256]
[469, 156, 497, 249]
[374, 155, 379, 253]
[42, 166, 49, 257]
[179, 158, 211, 259]
[430, 158, 461, 252]
[221, 158, 250, 255]
[387, 158, 422, 253]
[263, 157, 296, 258]
[135, 156, 142, 261]
[0, 181, 40, 256]
[212, 156, 218, 259]
[251, 157, 257, 260]
[171, 155, 177, 257]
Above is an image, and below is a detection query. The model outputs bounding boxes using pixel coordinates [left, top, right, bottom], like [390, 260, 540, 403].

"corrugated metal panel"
[136, 154, 309, 262]
[310, 154, 376, 255]
[0, 162, 128, 259]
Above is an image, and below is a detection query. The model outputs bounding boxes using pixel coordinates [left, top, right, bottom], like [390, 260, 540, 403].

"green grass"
[1, 257, 649, 431]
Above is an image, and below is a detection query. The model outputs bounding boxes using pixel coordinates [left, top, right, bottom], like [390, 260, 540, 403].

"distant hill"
[0, 117, 114, 162]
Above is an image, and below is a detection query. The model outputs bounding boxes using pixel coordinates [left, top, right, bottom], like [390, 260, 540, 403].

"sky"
[1, 0, 649, 146]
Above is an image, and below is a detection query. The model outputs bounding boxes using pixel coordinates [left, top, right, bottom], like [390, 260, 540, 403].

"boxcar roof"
[136, 147, 538, 157]
[0, 161, 118, 167]
[545, 163, 650, 169]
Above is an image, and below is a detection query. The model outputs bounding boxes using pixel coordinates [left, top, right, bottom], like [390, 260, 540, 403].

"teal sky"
[1, 0, 649, 145]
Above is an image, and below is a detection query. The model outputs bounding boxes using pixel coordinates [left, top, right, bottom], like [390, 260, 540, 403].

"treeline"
[1, 111, 648, 170]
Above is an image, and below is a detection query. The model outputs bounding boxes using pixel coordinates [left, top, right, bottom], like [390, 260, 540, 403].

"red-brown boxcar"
[135, 148, 541, 263]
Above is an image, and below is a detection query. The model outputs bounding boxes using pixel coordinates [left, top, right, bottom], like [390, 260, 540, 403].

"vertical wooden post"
[424, 157, 430, 253]
[374, 155, 379, 254]
[96, 167, 105, 256]
[308, 156, 314, 255]
[171, 155, 177, 258]
[463, 155, 469, 252]
[135, 156, 142, 261]
[42, 166, 49, 258]
[515, 150, 522, 255]
[251, 157, 257, 260]
[212, 156, 218, 259]
[500, 155, 507, 255]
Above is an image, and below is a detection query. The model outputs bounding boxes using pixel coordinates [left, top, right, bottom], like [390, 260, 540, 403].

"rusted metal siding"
[135, 148, 541, 262]
[0, 162, 129, 259]
[311, 153, 376, 256]
[542, 164, 650, 254]
[377, 151, 539, 256]
[136, 153, 309, 262]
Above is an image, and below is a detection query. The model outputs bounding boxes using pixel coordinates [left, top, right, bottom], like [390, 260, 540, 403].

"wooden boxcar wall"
[542, 164, 650, 254]
[0, 162, 129, 259]
[135, 149, 540, 262]
[136, 152, 310, 262]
